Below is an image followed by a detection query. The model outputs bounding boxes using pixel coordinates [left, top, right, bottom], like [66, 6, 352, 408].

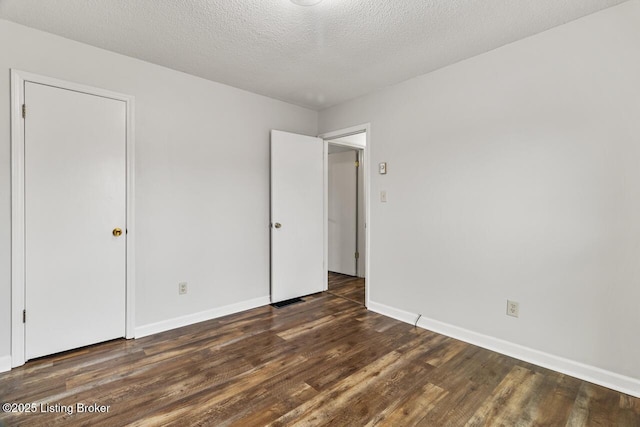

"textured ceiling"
[0, 0, 630, 110]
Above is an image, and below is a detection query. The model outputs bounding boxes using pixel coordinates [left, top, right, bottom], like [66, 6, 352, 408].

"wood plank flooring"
[327, 271, 365, 305]
[1, 284, 638, 426]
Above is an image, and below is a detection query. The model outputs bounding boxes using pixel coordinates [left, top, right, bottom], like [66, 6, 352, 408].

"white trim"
[10, 70, 136, 367]
[367, 301, 418, 325]
[135, 296, 271, 338]
[322, 141, 329, 291]
[10, 71, 26, 367]
[0, 356, 11, 373]
[319, 124, 371, 307]
[125, 95, 136, 339]
[320, 125, 369, 144]
[368, 301, 640, 398]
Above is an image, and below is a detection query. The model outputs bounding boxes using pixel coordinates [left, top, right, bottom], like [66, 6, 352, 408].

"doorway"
[269, 128, 368, 306]
[11, 70, 135, 367]
[323, 129, 368, 306]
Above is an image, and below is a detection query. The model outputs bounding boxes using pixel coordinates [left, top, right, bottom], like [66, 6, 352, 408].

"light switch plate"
[379, 162, 387, 174]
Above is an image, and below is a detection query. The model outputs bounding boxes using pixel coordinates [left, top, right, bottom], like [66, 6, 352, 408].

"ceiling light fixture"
[290, 0, 323, 6]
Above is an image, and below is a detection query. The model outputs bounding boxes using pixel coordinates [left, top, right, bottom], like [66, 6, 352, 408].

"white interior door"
[25, 82, 126, 360]
[271, 130, 324, 303]
[328, 150, 357, 276]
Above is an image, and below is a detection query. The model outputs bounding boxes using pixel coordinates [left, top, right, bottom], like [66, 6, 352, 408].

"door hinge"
[23, 309, 26, 323]
[22, 104, 26, 119]
[355, 161, 360, 168]
[355, 252, 360, 259]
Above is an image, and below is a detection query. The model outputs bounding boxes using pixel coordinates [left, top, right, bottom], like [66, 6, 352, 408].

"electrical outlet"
[506, 300, 519, 318]
[179, 282, 188, 295]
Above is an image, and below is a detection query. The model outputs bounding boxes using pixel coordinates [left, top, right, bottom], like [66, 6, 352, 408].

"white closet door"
[25, 82, 126, 359]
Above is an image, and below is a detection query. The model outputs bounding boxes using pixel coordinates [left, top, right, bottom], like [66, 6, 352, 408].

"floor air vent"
[271, 297, 304, 308]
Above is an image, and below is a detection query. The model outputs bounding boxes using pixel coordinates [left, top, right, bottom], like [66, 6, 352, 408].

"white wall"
[0, 19, 317, 363]
[319, 0, 640, 393]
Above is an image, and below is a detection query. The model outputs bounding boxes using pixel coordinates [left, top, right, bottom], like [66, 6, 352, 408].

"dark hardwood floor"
[1, 288, 638, 426]
[327, 271, 365, 305]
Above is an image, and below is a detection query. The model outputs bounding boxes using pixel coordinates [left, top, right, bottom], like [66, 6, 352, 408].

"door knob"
[112, 228, 123, 237]
[274, 223, 282, 229]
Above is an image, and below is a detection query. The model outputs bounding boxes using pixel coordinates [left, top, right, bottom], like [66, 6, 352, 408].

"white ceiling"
[0, 0, 629, 110]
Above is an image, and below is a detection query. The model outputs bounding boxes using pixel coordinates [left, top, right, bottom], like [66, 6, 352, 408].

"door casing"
[10, 70, 136, 368]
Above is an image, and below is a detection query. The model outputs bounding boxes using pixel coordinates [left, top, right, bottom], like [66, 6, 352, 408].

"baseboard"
[368, 300, 640, 398]
[0, 355, 11, 373]
[135, 296, 271, 338]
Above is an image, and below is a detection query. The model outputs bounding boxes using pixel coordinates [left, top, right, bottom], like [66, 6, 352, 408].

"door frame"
[319, 124, 370, 307]
[10, 70, 136, 367]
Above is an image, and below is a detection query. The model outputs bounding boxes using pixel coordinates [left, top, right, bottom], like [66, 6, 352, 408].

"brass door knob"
[112, 228, 123, 237]
[274, 223, 282, 229]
